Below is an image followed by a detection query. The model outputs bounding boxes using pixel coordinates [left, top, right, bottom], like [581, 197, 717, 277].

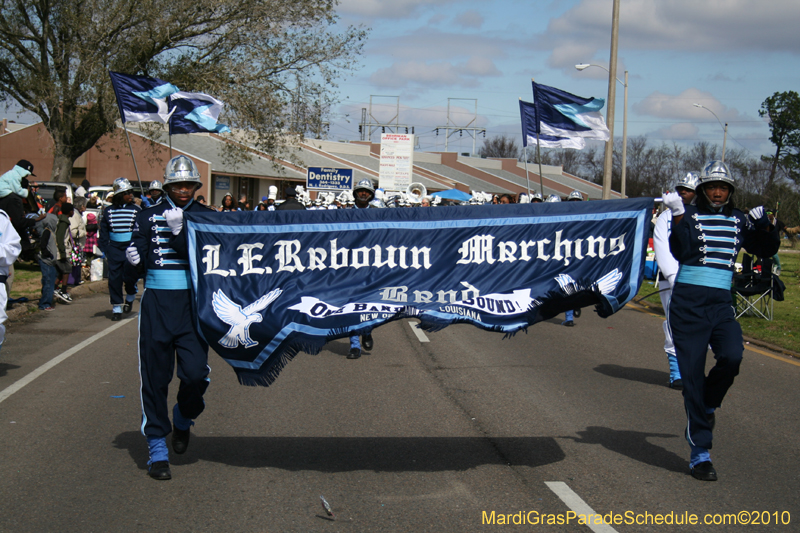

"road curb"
[6, 279, 108, 322]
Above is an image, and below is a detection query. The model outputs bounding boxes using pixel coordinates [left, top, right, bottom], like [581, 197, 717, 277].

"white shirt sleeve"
[653, 209, 679, 284]
[0, 211, 22, 274]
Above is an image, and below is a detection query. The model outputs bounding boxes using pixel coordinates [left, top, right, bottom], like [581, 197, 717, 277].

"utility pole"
[602, 0, 620, 200]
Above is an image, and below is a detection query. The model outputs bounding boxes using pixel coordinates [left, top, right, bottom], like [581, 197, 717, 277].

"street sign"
[307, 167, 353, 191]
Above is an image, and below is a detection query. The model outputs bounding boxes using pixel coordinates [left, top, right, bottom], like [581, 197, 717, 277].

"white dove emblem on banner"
[212, 288, 282, 349]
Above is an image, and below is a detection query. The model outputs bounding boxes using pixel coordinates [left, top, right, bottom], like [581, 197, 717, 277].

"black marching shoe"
[669, 379, 683, 390]
[574, 309, 581, 318]
[690, 461, 717, 481]
[347, 348, 361, 360]
[123, 301, 133, 313]
[148, 461, 172, 480]
[361, 334, 374, 351]
[112, 313, 122, 321]
[562, 320, 574, 327]
[172, 425, 191, 455]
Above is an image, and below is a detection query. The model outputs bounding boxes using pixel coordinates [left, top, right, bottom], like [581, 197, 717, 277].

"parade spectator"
[218, 193, 238, 212]
[47, 189, 68, 215]
[83, 212, 99, 259]
[54, 203, 74, 304]
[36, 214, 59, 311]
[766, 209, 784, 275]
[0, 160, 39, 254]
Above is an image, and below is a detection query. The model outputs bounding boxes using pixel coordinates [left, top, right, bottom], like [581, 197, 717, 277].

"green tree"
[759, 90, 800, 191]
[0, 0, 367, 182]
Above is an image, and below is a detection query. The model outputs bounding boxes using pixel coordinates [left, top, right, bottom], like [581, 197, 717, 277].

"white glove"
[126, 245, 140, 266]
[748, 206, 769, 230]
[662, 192, 684, 216]
[165, 208, 184, 235]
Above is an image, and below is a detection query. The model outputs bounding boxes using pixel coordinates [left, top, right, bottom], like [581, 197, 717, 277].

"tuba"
[406, 182, 427, 203]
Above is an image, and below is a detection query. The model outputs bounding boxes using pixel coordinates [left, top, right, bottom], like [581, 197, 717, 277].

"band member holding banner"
[561, 190, 584, 327]
[653, 173, 698, 390]
[665, 160, 779, 482]
[126, 155, 212, 481]
[347, 179, 380, 359]
[99, 177, 141, 321]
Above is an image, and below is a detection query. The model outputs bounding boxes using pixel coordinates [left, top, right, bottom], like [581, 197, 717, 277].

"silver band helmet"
[545, 194, 561, 203]
[354, 178, 375, 202]
[112, 177, 133, 194]
[567, 189, 583, 201]
[164, 155, 202, 188]
[699, 160, 734, 191]
[675, 172, 699, 191]
[149, 179, 163, 191]
[698, 160, 734, 206]
[531, 192, 544, 202]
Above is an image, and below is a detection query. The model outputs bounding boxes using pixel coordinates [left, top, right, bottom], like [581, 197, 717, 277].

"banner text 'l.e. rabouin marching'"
[185, 198, 653, 386]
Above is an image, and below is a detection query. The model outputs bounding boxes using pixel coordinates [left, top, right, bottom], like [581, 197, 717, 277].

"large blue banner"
[186, 198, 653, 385]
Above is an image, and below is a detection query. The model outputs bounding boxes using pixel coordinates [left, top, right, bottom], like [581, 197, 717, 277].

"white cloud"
[633, 88, 743, 122]
[542, 0, 800, 69]
[337, 0, 458, 19]
[369, 57, 501, 89]
[366, 30, 510, 61]
[454, 10, 484, 29]
[648, 123, 700, 141]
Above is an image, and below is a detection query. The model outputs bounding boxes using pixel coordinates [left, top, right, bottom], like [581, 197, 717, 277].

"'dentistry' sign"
[307, 167, 353, 191]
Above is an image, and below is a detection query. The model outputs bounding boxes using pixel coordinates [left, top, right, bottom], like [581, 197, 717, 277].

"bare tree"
[480, 135, 520, 159]
[0, 0, 367, 182]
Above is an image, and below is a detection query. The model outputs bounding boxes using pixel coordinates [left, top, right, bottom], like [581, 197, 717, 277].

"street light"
[693, 103, 728, 162]
[576, 63, 628, 197]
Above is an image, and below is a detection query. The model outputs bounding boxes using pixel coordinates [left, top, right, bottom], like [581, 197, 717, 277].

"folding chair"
[732, 255, 775, 320]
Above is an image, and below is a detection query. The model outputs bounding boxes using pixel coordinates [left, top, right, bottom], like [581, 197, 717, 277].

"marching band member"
[665, 160, 779, 481]
[347, 179, 380, 359]
[99, 177, 140, 320]
[127, 155, 213, 480]
[653, 173, 698, 390]
[561, 190, 584, 327]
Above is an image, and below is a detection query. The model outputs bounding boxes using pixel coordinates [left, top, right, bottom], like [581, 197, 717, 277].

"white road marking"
[408, 321, 430, 343]
[545, 482, 618, 533]
[0, 317, 136, 405]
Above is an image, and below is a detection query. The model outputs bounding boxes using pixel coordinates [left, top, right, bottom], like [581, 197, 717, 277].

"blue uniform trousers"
[139, 288, 210, 438]
[669, 283, 742, 450]
[106, 242, 138, 305]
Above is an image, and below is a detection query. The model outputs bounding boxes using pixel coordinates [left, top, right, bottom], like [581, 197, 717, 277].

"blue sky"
[4, 0, 797, 161]
[329, 0, 800, 157]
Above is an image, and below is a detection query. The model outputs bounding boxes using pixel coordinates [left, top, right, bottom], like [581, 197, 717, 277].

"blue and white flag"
[185, 198, 653, 386]
[169, 91, 231, 135]
[108, 71, 180, 123]
[520, 100, 584, 149]
[530, 82, 610, 148]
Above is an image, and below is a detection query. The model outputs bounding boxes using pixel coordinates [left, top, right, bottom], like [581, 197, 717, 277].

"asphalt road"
[1, 288, 798, 532]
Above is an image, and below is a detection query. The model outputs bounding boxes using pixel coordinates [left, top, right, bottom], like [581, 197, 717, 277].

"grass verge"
[635, 244, 800, 354]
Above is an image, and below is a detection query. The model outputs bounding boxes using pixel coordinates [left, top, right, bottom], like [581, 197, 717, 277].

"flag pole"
[122, 123, 145, 192]
[535, 133, 545, 196]
[522, 145, 531, 197]
[531, 79, 545, 196]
